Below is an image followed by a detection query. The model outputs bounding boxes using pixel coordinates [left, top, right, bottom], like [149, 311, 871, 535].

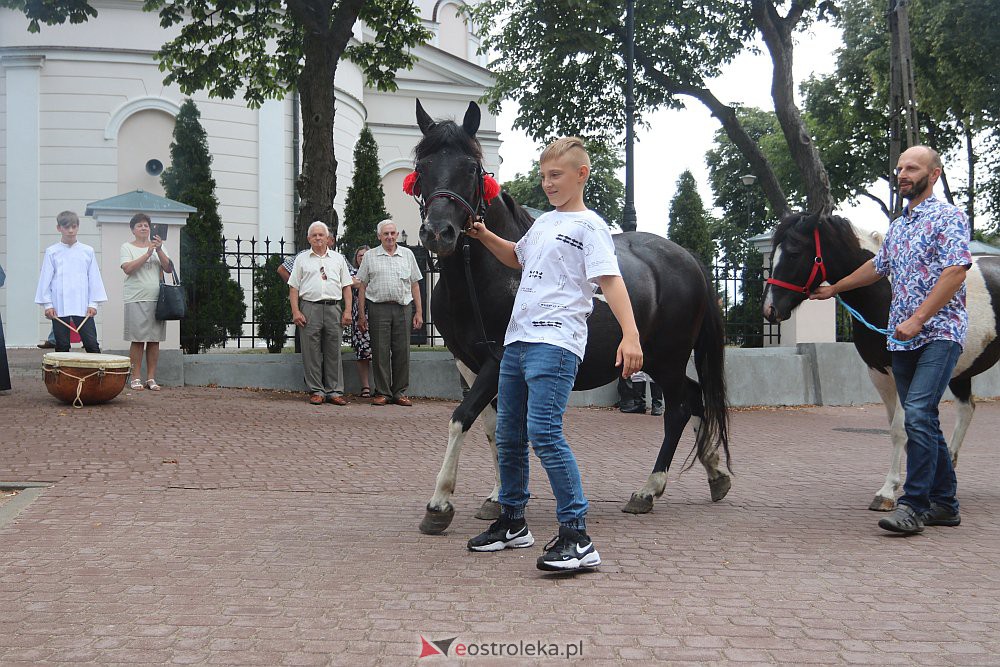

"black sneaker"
[536, 526, 601, 571]
[921, 504, 961, 527]
[467, 517, 534, 552]
[878, 504, 924, 535]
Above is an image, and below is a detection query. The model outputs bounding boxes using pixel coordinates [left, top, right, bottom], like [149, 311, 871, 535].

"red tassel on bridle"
[403, 171, 420, 196]
[402, 171, 500, 202]
[482, 174, 500, 202]
[402, 168, 501, 228]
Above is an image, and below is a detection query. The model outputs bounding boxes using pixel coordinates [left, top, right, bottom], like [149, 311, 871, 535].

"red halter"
[766, 227, 827, 294]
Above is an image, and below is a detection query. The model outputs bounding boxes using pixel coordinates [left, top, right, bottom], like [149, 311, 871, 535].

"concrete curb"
[87, 342, 1000, 408]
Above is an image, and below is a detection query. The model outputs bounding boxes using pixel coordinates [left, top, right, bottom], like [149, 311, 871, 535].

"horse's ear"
[462, 101, 481, 138]
[416, 99, 435, 136]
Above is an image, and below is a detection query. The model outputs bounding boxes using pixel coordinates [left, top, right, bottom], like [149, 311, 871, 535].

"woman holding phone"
[120, 212, 172, 391]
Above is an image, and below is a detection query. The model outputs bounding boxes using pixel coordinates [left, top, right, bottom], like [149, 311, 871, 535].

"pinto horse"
[412, 100, 732, 534]
[763, 212, 1000, 510]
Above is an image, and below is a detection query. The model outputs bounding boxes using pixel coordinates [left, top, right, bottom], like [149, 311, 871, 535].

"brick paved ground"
[2, 348, 999, 665]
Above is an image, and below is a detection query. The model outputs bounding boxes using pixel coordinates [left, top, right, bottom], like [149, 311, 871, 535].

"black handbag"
[155, 269, 187, 320]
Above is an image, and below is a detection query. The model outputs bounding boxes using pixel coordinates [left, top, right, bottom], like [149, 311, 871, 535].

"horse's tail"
[692, 269, 731, 472]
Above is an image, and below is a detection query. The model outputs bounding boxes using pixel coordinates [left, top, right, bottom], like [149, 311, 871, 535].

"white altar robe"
[34, 242, 108, 317]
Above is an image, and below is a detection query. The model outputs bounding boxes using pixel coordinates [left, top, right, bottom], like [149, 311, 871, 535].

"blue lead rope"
[835, 295, 915, 347]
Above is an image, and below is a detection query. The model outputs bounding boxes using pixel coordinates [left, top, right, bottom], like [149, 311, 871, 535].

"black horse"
[763, 212, 1000, 510]
[413, 101, 732, 534]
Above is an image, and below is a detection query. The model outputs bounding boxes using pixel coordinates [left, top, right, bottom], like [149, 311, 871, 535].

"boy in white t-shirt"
[465, 137, 643, 571]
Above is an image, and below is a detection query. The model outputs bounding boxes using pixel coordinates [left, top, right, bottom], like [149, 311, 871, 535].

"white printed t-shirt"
[504, 209, 620, 360]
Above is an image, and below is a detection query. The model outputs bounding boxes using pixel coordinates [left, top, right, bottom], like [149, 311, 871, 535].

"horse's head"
[763, 211, 825, 323]
[411, 100, 493, 257]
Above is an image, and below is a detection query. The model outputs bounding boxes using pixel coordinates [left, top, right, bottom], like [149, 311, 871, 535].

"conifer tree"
[668, 170, 715, 268]
[339, 126, 388, 255]
[162, 99, 246, 353]
[254, 254, 292, 352]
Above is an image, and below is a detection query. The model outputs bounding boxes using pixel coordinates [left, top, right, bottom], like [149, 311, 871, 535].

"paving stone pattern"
[2, 349, 1000, 665]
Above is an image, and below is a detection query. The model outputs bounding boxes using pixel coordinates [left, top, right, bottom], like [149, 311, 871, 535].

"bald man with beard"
[810, 145, 972, 535]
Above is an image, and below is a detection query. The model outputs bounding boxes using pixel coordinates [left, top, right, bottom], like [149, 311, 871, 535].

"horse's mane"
[773, 212, 867, 255]
[495, 191, 535, 236]
[414, 120, 483, 162]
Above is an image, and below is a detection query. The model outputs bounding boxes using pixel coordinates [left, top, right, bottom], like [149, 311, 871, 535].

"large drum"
[42, 352, 131, 408]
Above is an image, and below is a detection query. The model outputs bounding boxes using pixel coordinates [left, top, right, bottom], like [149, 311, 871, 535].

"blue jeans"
[892, 339, 962, 515]
[496, 341, 588, 530]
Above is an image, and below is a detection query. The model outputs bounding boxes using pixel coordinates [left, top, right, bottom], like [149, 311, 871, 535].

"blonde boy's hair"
[540, 137, 591, 170]
[56, 211, 80, 228]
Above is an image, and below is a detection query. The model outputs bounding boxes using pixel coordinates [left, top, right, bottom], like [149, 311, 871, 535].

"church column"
[2, 54, 44, 346]
[257, 99, 287, 250]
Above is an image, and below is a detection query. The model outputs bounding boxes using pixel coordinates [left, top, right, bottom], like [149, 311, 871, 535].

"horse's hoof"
[868, 496, 895, 512]
[474, 499, 501, 521]
[622, 494, 653, 514]
[709, 475, 732, 502]
[419, 505, 455, 534]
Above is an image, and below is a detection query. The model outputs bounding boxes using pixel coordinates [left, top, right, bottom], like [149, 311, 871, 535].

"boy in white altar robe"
[35, 211, 108, 353]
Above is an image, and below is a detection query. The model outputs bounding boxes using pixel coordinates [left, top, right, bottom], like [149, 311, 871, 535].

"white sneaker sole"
[468, 532, 535, 552]
[537, 550, 601, 571]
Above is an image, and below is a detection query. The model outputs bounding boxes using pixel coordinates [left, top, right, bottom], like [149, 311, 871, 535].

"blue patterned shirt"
[871, 196, 972, 351]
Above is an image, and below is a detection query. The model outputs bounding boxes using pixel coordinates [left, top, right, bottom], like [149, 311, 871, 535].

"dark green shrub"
[255, 254, 292, 352]
[162, 99, 246, 353]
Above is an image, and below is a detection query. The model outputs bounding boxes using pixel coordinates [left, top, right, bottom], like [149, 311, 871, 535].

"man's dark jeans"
[892, 339, 962, 515]
[52, 315, 100, 353]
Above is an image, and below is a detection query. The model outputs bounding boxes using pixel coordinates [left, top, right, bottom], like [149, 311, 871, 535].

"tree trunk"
[752, 0, 833, 215]
[964, 122, 976, 233]
[633, 48, 791, 217]
[680, 85, 791, 218]
[287, 0, 365, 251]
[296, 32, 338, 252]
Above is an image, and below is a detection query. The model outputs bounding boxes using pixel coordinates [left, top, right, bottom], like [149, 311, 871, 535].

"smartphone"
[151, 223, 168, 241]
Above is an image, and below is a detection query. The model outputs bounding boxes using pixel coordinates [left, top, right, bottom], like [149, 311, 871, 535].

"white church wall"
[117, 109, 174, 195]
[1, 2, 495, 345]
[436, 1, 469, 60]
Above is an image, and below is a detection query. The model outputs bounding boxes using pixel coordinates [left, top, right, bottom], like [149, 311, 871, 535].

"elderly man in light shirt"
[355, 219, 423, 406]
[288, 221, 353, 405]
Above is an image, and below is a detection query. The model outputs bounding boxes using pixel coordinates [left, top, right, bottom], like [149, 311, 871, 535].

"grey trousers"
[367, 300, 412, 400]
[299, 299, 343, 397]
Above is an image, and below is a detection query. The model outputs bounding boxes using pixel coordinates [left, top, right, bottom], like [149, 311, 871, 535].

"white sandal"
[130, 378, 144, 391]
[145, 379, 161, 391]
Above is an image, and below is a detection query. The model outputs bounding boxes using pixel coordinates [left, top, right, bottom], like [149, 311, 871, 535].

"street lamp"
[399, 229, 408, 245]
[740, 174, 757, 231]
[621, 0, 637, 232]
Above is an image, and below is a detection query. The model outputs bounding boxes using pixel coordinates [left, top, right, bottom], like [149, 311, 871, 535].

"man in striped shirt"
[355, 220, 423, 406]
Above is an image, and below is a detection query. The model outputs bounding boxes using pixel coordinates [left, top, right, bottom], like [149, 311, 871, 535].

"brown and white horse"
[764, 212, 1000, 510]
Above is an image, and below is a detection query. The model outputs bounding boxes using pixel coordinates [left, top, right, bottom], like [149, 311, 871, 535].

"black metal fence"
[714, 261, 781, 347]
[219, 236, 297, 349]
[210, 238, 785, 350]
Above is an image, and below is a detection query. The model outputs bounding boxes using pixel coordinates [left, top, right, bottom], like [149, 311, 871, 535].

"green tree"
[803, 0, 1000, 229]
[162, 100, 246, 353]
[668, 171, 715, 268]
[4, 0, 432, 251]
[470, 0, 843, 217]
[339, 126, 387, 255]
[705, 108, 791, 266]
[502, 140, 624, 226]
[254, 254, 292, 353]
